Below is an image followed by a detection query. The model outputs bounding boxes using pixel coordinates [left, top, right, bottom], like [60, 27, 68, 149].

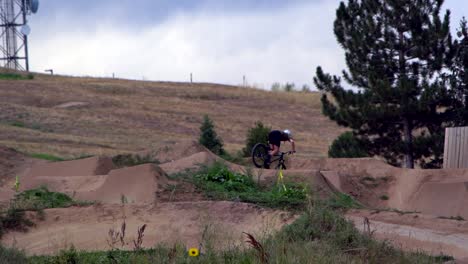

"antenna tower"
[0, 0, 38, 71]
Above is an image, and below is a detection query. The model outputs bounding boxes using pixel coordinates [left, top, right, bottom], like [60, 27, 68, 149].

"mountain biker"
[264, 129, 296, 169]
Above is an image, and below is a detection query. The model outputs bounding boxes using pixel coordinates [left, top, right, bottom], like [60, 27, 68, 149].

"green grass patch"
[12, 186, 93, 211]
[10, 120, 26, 128]
[0, 244, 27, 263]
[0, 72, 33, 80]
[327, 192, 363, 210]
[437, 215, 465, 221]
[379, 195, 389, 200]
[112, 153, 159, 168]
[6, 119, 54, 133]
[192, 162, 307, 209]
[28, 153, 65, 161]
[1, 187, 93, 238]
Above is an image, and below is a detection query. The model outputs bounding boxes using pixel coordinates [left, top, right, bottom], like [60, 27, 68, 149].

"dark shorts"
[268, 130, 283, 147]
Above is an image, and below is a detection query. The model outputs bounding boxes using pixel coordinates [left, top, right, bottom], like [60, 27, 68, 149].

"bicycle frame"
[269, 152, 287, 170]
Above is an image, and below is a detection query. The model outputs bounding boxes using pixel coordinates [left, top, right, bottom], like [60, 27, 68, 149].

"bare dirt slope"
[347, 210, 468, 260]
[2, 202, 296, 256]
[0, 74, 345, 159]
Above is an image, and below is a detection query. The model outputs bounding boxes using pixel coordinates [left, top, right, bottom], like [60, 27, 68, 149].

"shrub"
[284, 82, 295, 92]
[199, 115, 225, 155]
[0, 244, 27, 264]
[193, 162, 307, 209]
[243, 121, 271, 157]
[328, 132, 369, 158]
[112, 154, 158, 168]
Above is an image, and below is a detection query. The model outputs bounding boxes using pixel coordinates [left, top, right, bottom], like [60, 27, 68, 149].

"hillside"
[0, 73, 344, 159]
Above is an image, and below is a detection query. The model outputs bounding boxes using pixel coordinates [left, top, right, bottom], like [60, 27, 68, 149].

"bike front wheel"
[251, 143, 269, 168]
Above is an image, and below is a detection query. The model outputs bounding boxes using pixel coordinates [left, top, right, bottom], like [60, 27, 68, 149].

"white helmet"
[283, 129, 292, 139]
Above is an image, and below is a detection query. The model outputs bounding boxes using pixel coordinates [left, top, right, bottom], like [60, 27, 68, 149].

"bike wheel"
[251, 143, 269, 168]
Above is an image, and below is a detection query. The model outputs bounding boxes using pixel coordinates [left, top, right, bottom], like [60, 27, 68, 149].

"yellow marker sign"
[277, 168, 287, 192]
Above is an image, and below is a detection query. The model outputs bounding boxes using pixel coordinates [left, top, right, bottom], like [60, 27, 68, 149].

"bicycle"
[251, 143, 292, 170]
[251, 143, 293, 191]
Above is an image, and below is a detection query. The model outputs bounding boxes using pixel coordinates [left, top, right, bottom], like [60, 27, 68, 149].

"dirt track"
[2, 143, 468, 260]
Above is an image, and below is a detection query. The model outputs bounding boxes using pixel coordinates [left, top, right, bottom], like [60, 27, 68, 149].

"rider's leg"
[265, 144, 279, 169]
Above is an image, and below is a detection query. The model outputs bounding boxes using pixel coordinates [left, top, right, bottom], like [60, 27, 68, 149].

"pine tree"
[314, 0, 453, 168]
[329, 132, 369, 158]
[448, 18, 468, 125]
[199, 115, 225, 155]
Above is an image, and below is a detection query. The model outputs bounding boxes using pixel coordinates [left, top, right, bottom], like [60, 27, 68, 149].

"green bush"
[243, 121, 270, 157]
[199, 115, 225, 155]
[0, 244, 27, 264]
[328, 132, 369, 158]
[14, 186, 75, 210]
[112, 153, 159, 168]
[194, 162, 307, 209]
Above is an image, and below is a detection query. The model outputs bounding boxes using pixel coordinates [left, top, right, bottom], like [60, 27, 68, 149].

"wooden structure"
[443, 126, 468, 169]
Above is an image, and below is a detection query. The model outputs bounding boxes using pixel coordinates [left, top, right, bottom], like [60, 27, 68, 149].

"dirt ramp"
[291, 157, 398, 176]
[0, 187, 15, 205]
[160, 151, 217, 175]
[409, 181, 468, 218]
[25, 157, 114, 178]
[78, 164, 168, 204]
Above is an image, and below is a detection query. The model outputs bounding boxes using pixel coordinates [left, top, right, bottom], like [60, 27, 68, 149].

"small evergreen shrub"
[199, 115, 225, 155]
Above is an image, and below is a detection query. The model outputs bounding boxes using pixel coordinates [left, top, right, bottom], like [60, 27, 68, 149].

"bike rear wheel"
[251, 143, 269, 168]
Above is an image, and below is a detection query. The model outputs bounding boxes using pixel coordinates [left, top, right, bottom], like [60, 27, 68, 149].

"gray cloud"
[26, 0, 467, 90]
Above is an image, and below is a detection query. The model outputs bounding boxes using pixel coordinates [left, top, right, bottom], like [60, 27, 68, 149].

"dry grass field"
[0, 72, 345, 159]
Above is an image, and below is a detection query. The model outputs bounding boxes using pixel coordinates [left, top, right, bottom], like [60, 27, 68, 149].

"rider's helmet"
[283, 129, 292, 139]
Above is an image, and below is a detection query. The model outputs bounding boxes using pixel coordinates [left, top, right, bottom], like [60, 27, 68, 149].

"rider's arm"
[290, 139, 296, 153]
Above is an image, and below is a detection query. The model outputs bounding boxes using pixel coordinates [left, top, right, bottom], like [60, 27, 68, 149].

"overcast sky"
[26, 0, 468, 90]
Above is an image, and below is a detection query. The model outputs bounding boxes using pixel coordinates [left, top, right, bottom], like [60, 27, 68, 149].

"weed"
[28, 153, 65, 162]
[327, 193, 363, 210]
[112, 154, 159, 168]
[0, 244, 27, 264]
[379, 195, 389, 200]
[0, 207, 34, 238]
[107, 221, 127, 249]
[244, 232, 269, 264]
[133, 224, 147, 251]
[437, 215, 465, 221]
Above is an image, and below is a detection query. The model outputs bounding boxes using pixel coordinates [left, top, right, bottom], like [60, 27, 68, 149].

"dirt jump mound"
[77, 164, 168, 204]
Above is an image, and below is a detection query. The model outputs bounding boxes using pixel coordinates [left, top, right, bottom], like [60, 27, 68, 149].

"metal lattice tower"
[0, 0, 38, 71]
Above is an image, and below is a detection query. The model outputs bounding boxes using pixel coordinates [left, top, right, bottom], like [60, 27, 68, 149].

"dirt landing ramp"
[409, 181, 468, 218]
[1, 201, 296, 256]
[160, 151, 217, 175]
[144, 141, 210, 164]
[24, 157, 114, 178]
[347, 210, 468, 261]
[77, 164, 168, 204]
